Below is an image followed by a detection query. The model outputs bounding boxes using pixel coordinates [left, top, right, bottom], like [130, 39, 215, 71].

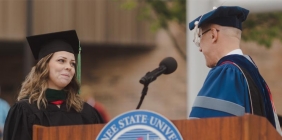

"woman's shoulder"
[12, 99, 40, 114]
[14, 99, 30, 107]
[81, 102, 104, 123]
[81, 102, 96, 112]
[81, 102, 102, 116]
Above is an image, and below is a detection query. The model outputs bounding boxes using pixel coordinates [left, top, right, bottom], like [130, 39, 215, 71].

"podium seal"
[97, 110, 183, 140]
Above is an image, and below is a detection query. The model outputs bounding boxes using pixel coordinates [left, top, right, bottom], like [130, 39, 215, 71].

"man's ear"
[211, 28, 218, 43]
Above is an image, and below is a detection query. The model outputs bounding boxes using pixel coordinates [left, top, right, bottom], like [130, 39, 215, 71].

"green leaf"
[119, 0, 137, 10]
[242, 12, 282, 48]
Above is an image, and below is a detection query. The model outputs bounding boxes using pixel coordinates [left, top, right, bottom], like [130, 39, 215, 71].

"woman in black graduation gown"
[3, 30, 104, 140]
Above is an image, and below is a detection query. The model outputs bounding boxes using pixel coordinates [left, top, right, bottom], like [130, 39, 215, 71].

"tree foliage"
[119, 0, 186, 31]
[242, 12, 282, 48]
[117, 0, 282, 48]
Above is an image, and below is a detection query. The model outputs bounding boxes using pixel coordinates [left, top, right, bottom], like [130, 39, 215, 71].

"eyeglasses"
[199, 29, 212, 38]
[193, 28, 219, 47]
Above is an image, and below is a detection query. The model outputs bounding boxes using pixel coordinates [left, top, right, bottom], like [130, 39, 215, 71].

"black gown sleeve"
[3, 101, 32, 140]
[83, 103, 105, 124]
[92, 106, 105, 123]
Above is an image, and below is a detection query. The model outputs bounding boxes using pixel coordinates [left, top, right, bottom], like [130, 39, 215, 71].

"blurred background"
[0, 0, 282, 121]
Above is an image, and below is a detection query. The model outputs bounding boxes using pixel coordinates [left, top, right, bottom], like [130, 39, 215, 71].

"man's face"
[198, 27, 218, 68]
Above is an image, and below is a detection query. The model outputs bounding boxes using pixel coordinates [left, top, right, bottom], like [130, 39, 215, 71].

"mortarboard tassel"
[77, 41, 81, 94]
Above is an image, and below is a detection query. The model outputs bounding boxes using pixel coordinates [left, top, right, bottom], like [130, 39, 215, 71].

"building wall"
[0, 1, 26, 40]
[0, 0, 154, 45]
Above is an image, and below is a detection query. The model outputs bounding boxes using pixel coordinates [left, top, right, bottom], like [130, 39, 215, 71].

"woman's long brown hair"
[17, 53, 83, 112]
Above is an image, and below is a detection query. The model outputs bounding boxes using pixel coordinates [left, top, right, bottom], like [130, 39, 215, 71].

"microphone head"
[159, 57, 177, 74]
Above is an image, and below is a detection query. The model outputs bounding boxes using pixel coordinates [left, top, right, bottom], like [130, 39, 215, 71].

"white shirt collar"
[226, 49, 243, 56]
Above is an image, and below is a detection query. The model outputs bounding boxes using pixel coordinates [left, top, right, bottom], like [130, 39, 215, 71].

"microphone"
[139, 57, 178, 85]
[136, 57, 177, 109]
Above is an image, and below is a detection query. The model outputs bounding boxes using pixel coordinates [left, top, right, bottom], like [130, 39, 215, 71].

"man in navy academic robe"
[188, 6, 282, 135]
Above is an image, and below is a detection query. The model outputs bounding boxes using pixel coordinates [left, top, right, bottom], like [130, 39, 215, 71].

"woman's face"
[48, 51, 76, 90]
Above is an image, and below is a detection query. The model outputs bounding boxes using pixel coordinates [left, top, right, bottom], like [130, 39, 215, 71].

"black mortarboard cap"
[27, 30, 79, 60]
[189, 6, 249, 31]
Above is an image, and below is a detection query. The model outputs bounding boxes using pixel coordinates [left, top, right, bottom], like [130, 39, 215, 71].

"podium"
[33, 114, 282, 140]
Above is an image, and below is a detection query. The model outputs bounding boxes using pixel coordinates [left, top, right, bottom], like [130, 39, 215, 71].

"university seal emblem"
[97, 110, 183, 140]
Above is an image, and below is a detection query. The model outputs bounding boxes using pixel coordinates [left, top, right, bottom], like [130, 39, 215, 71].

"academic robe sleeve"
[3, 101, 32, 140]
[189, 64, 251, 119]
[83, 103, 105, 124]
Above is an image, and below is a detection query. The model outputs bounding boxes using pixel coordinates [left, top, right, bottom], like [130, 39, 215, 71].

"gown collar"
[45, 88, 67, 102]
[225, 49, 243, 56]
